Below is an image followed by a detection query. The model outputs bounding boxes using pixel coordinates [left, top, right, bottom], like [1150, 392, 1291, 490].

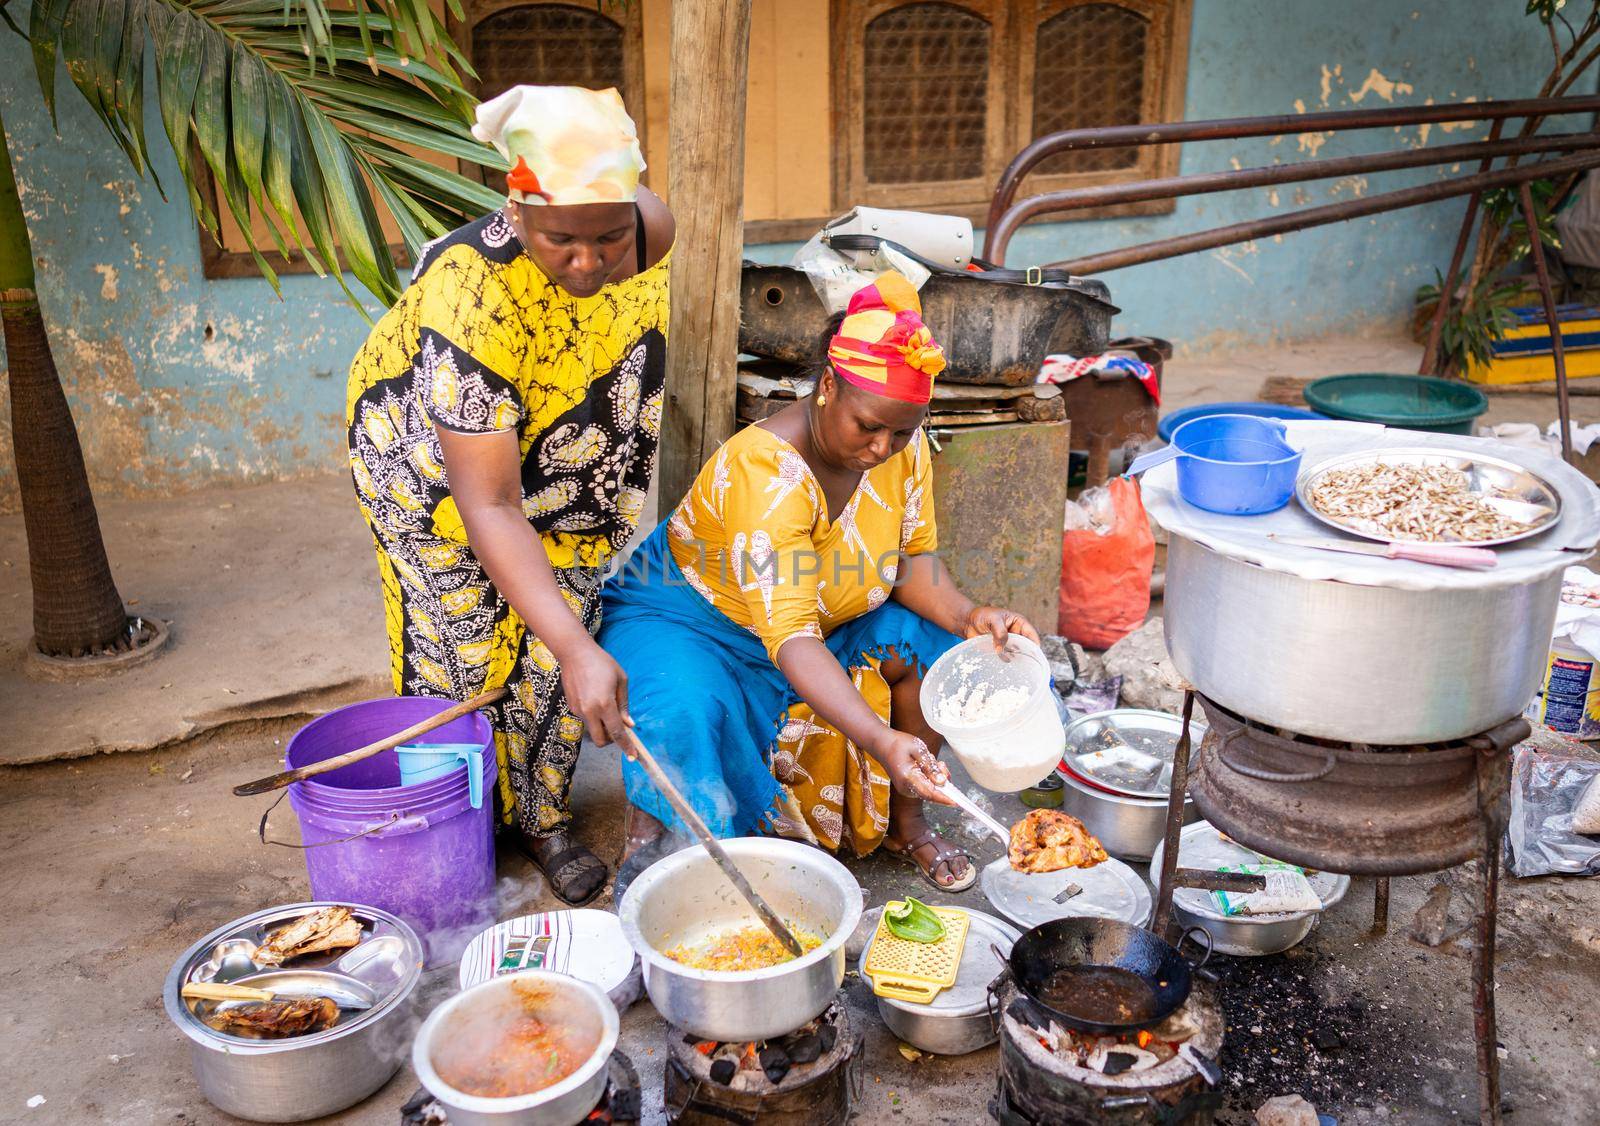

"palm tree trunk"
[1, 109, 128, 656]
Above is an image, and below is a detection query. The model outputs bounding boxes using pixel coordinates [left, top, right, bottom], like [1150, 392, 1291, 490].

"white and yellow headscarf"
[471, 85, 645, 206]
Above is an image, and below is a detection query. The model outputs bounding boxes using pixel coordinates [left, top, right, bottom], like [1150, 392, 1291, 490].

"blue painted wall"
[0, 0, 1585, 508]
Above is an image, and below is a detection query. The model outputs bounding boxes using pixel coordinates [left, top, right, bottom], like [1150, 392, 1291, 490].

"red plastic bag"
[1058, 477, 1154, 649]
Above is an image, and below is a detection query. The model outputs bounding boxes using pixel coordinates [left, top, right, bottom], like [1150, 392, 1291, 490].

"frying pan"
[1001, 917, 1212, 1034]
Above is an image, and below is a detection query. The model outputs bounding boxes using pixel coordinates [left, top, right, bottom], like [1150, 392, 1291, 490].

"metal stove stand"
[1149, 692, 1520, 1126]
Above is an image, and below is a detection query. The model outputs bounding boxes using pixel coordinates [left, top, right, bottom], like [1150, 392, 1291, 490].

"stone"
[1102, 617, 1188, 713]
[1409, 881, 1454, 947]
[1255, 1093, 1319, 1126]
[1039, 634, 1079, 688]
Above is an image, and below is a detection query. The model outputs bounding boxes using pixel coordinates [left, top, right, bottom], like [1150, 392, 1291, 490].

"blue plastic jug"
[1126, 414, 1302, 515]
[395, 742, 486, 809]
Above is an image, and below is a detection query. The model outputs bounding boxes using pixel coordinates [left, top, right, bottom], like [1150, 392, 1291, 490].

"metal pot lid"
[1297, 447, 1561, 547]
[164, 902, 423, 1052]
[981, 856, 1152, 932]
[866, 908, 1020, 1018]
[1061, 709, 1207, 799]
[1149, 821, 1352, 922]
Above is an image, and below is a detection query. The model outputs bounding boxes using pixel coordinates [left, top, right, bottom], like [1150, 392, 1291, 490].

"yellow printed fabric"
[346, 210, 668, 834]
[667, 424, 938, 664]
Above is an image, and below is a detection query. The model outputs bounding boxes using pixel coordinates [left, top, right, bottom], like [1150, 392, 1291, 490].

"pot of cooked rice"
[618, 838, 862, 1041]
[412, 970, 618, 1126]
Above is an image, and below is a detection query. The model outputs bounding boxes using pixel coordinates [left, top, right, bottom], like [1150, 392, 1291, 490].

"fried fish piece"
[1008, 809, 1109, 874]
[205, 997, 339, 1038]
[254, 906, 363, 966]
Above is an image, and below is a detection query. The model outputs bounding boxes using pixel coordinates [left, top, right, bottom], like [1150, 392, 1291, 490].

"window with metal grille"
[472, 4, 625, 103]
[1032, 3, 1148, 175]
[837, 0, 1190, 220]
[863, 3, 991, 185]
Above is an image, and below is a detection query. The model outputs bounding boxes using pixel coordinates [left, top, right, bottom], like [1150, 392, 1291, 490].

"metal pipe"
[1151, 690, 1195, 940]
[1472, 740, 1511, 1126]
[1046, 150, 1600, 276]
[1372, 877, 1390, 933]
[988, 133, 1594, 263]
[984, 94, 1600, 255]
[1521, 181, 1576, 463]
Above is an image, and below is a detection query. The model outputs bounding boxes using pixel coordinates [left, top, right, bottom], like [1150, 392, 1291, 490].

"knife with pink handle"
[1269, 534, 1498, 569]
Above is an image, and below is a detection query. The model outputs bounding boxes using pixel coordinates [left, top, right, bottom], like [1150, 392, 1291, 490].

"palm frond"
[28, 0, 507, 308]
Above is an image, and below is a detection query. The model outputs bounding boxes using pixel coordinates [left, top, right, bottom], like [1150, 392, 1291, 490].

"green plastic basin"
[1302, 374, 1488, 435]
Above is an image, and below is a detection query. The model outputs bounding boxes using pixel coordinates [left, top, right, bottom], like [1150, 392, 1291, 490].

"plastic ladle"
[939, 780, 1012, 848]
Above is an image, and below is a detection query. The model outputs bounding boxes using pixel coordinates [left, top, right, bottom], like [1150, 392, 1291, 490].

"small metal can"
[1020, 772, 1063, 808]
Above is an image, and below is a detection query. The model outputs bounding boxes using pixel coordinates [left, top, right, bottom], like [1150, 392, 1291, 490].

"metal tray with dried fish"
[1296, 447, 1561, 547]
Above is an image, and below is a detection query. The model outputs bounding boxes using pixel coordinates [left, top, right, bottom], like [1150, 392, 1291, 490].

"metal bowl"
[1296, 446, 1561, 546]
[618, 838, 862, 1041]
[1149, 822, 1351, 957]
[163, 901, 423, 1122]
[1062, 709, 1208, 799]
[1058, 767, 1198, 862]
[866, 909, 1018, 1056]
[412, 970, 619, 1126]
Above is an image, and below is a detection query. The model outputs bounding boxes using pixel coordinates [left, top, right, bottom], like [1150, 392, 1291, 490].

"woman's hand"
[561, 639, 630, 747]
[963, 606, 1042, 650]
[875, 730, 956, 805]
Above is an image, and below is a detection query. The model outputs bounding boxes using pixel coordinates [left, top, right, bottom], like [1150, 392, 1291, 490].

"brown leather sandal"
[883, 827, 978, 892]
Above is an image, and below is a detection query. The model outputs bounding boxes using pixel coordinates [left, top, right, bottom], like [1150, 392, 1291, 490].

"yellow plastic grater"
[862, 904, 970, 1003]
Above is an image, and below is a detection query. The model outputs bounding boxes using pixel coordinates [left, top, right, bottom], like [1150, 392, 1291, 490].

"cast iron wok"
[1001, 917, 1213, 1034]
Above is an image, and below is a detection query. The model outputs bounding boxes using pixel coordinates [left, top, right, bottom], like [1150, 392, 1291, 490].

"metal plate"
[1296, 447, 1562, 547]
[866, 909, 1020, 1019]
[1149, 821, 1351, 921]
[1062, 709, 1208, 799]
[981, 856, 1152, 932]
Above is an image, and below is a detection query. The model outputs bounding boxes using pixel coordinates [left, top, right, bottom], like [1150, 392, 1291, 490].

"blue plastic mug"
[1126, 414, 1302, 515]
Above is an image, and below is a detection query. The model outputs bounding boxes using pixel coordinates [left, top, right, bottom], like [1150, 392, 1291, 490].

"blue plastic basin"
[1128, 414, 1302, 515]
[1157, 401, 1326, 442]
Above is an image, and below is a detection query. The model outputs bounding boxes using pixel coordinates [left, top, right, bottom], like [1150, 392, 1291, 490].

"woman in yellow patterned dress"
[346, 86, 671, 904]
[602, 273, 1040, 892]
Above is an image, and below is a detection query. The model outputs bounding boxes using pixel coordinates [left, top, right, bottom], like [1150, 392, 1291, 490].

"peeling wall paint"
[0, 0, 1589, 509]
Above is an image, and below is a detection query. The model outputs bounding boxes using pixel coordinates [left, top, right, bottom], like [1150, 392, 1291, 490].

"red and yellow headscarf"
[826, 271, 946, 404]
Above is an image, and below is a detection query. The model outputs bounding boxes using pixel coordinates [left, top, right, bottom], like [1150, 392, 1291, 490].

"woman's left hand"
[963, 606, 1042, 650]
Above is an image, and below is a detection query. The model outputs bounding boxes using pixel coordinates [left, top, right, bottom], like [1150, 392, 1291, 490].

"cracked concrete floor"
[1, 725, 1596, 1125]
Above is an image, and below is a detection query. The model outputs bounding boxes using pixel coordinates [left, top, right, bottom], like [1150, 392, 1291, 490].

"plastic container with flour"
[922, 635, 1065, 791]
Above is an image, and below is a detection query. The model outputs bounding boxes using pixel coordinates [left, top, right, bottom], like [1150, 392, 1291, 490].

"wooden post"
[660, 0, 754, 510]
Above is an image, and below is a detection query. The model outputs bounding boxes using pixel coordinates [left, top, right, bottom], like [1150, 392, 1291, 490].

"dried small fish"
[1307, 462, 1533, 543]
[254, 906, 363, 966]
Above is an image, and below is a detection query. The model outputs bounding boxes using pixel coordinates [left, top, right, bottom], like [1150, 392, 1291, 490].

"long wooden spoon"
[618, 721, 806, 959]
[233, 687, 509, 797]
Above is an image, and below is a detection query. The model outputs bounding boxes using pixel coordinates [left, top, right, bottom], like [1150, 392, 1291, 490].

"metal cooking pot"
[867, 910, 1019, 1055]
[618, 838, 862, 1042]
[163, 902, 423, 1123]
[412, 970, 619, 1126]
[1057, 767, 1197, 862]
[1163, 532, 1563, 744]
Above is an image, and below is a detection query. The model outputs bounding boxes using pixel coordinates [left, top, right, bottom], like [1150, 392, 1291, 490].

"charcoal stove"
[989, 976, 1224, 1125]
[1151, 691, 1524, 1126]
[662, 997, 859, 1125]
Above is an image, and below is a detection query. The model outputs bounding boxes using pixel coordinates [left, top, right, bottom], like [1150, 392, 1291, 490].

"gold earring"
[817, 393, 827, 406]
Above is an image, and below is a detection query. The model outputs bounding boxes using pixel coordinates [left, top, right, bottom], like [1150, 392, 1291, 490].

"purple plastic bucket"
[285, 697, 499, 967]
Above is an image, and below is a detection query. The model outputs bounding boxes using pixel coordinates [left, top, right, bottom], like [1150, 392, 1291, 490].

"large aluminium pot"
[1163, 532, 1563, 744]
[618, 838, 862, 1042]
[164, 902, 423, 1123]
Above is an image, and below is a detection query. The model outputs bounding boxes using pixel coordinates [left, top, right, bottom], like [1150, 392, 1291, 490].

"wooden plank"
[929, 409, 1019, 426]
[660, 0, 755, 509]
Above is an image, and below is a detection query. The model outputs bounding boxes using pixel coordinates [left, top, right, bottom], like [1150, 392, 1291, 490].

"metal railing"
[983, 95, 1600, 461]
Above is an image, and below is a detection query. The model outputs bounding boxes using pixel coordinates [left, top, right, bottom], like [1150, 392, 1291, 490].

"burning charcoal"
[1102, 1051, 1137, 1075]
[786, 1032, 823, 1065]
[1310, 1027, 1345, 1052]
[759, 1045, 792, 1085]
[708, 1058, 736, 1086]
[818, 1024, 838, 1055]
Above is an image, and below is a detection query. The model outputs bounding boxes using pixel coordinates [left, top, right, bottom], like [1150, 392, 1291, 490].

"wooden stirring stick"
[618, 720, 806, 959]
[232, 687, 509, 797]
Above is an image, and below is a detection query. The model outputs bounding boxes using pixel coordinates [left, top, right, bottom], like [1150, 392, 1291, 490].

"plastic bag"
[1507, 744, 1600, 877]
[1058, 477, 1154, 649]
[791, 231, 930, 315]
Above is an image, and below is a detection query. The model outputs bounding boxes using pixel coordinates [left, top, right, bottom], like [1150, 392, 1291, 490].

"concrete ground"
[2, 332, 1598, 1124]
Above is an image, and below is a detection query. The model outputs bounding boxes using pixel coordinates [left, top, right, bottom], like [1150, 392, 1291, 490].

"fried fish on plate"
[1008, 809, 1109, 874]
[204, 997, 339, 1038]
[254, 906, 363, 966]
